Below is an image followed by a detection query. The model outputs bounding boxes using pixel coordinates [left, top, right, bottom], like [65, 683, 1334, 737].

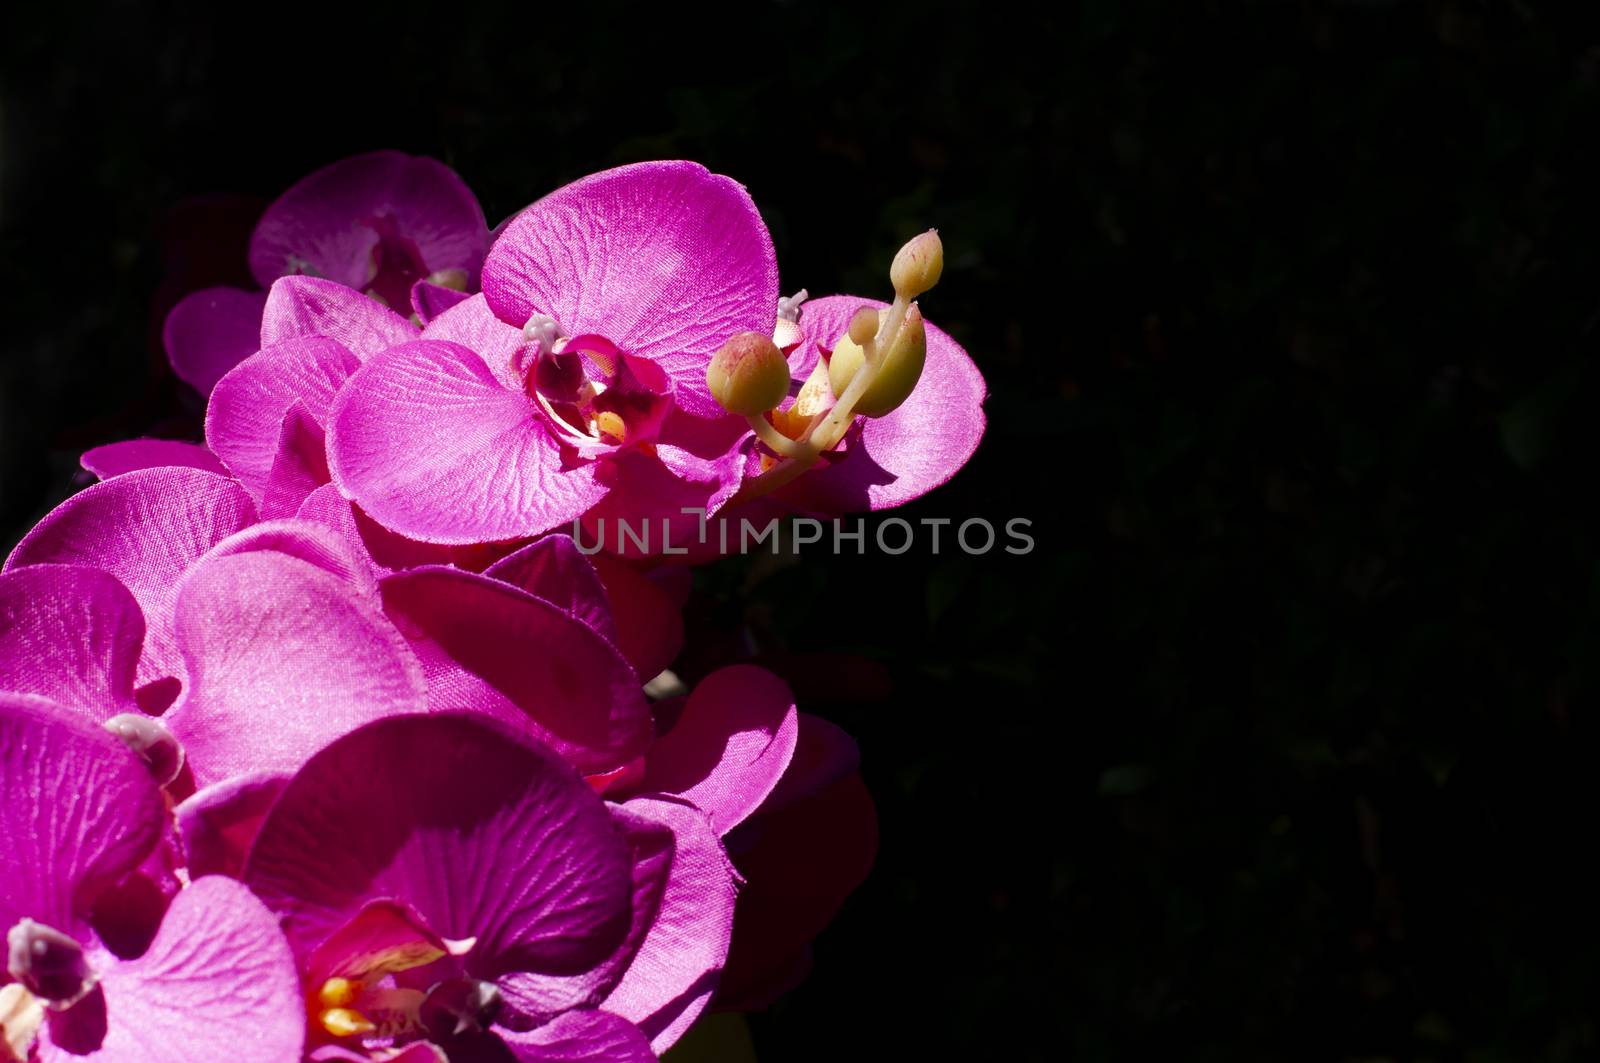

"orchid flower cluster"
[1, 152, 983, 1061]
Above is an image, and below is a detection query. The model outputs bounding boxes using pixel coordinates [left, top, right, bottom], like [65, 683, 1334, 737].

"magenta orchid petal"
[294, 484, 457, 574]
[4, 468, 259, 685]
[587, 555, 684, 680]
[250, 151, 489, 297]
[483, 536, 617, 645]
[0, 565, 144, 720]
[777, 294, 987, 511]
[420, 292, 533, 392]
[259, 401, 333, 518]
[329, 340, 606, 543]
[174, 771, 289, 879]
[379, 566, 649, 773]
[602, 797, 736, 1053]
[201, 518, 379, 599]
[206, 336, 358, 502]
[411, 279, 471, 324]
[162, 286, 269, 395]
[0, 693, 165, 937]
[636, 665, 799, 835]
[259, 275, 419, 359]
[242, 714, 636, 1015]
[494, 1010, 657, 1063]
[37, 876, 304, 1063]
[481, 160, 779, 419]
[80, 439, 228, 481]
[164, 550, 427, 788]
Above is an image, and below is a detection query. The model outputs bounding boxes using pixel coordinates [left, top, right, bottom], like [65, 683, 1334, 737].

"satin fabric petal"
[162, 286, 269, 395]
[259, 275, 419, 359]
[495, 1010, 657, 1063]
[379, 566, 649, 773]
[206, 336, 358, 503]
[294, 484, 457, 575]
[36, 877, 303, 1063]
[481, 161, 778, 419]
[174, 771, 289, 879]
[329, 340, 606, 543]
[164, 551, 427, 787]
[4, 468, 259, 685]
[80, 440, 228, 481]
[421, 292, 531, 392]
[635, 666, 799, 835]
[0, 693, 165, 937]
[0, 565, 145, 720]
[243, 714, 635, 1021]
[587, 555, 683, 680]
[250, 151, 489, 292]
[411, 280, 472, 325]
[259, 401, 333, 518]
[601, 797, 735, 1053]
[483, 536, 617, 645]
[774, 294, 986, 512]
[201, 519, 379, 599]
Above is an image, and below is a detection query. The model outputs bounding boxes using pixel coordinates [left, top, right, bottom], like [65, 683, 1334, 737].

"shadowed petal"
[250, 151, 489, 294]
[602, 798, 735, 1053]
[483, 536, 617, 644]
[243, 714, 635, 1022]
[380, 566, 649, 773]
[636, 666, 798, 835]
[260, 275, 419, 359]
[0, 693, 165, 936]
[496, 1010, 656, 1063]
[163, 287, 268, 395]
[37, 877, 303, 1063]
[165, 551, 427, 788]
[4, 469, 258, 685]
[329, 340, 606, 543]
[80, 440, 228, 481]
[587, 555, 683, 687]
[481, 161, 778, 419]
[412, 279, 471, 324]
[174, 771, 289, 879]
[780, 293, 986, 511]
[0, 566, 144, 720]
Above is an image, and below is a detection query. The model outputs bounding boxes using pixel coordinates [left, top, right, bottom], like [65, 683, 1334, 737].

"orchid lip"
[5, 919, 96, 1010]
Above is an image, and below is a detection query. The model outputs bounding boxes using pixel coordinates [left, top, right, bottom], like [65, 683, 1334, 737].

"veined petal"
[242, 714, 635, 1016]
[483, 536, 617, 645]
[329, 340, 606, 544]
[495, 1010, 656, 1063]
[36, 876, 303, 1063]
[636, 666, 798, 836]
[259, 275, 419, 359]
[482, 161, 778, 419]
[4, 468, 258, 685]
[174, 771, 289, 879]
[380, 566, 649, 774]
[0, 693, 165, 937]
[206, 336, 358, 503]
[0, 565, 145, 720]
[165, 551, 427, 788]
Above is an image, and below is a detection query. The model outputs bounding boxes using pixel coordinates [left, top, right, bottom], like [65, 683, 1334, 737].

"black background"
[6, 2, 1600, 1059]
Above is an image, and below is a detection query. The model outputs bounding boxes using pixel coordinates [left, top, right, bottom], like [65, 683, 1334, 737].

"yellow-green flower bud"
[708, 331, 790, 416]
[847, 307, 880, 345]
[890, 230, 943, 299]
[828, 304, 927, 417]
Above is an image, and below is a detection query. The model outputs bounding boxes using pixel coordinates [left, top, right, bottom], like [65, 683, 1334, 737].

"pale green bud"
[889, 230, 943, 299]
[708, 331, 791, 416]
[828, 304, 928, 417]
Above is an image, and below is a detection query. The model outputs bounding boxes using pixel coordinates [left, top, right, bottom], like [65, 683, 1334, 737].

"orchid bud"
[707, 331, 790, 416]
[104, 713, 185, 786]
[847, 307, 880, 346]
[827, 303, 928, 417]
[6, 920, 95, 1009]
[890, 230, 943, 299]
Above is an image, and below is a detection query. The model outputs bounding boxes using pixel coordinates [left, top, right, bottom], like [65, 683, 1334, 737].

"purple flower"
[0, 692, 303, 1062]
[326, 160, 776, 544]
[242, 712, 739, 1059]
[165, 151, 488, 396]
